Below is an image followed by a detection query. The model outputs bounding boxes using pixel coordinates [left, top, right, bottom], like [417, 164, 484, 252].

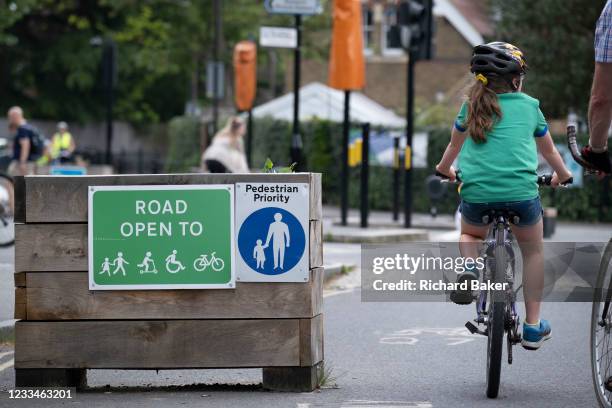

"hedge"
[165, 115, 610, 222]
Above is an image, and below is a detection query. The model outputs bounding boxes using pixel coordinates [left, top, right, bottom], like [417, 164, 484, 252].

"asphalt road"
[0, 275, 599, 408]
[0, 221, 608, 407]
[0, 247, 12, 324]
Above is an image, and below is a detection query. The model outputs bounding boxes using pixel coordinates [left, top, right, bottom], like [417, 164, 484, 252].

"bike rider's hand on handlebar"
[537, 173, 573, 187]
[550, 171, 573, 188]
[435, 164, 458, 183]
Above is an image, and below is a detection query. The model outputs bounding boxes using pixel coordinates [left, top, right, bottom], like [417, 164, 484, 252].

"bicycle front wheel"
[591, 239, 612, 408]
[0, 174, 15, 247]
[486, 223, 506, 399]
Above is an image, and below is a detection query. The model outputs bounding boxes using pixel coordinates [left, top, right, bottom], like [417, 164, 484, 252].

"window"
[361, 2, 404, 57]
[382, 5, 403, 56]
[362, 4, 374, 56]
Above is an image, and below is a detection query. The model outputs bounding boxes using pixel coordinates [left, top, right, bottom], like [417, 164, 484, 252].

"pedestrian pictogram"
[89, 185, 235, 290]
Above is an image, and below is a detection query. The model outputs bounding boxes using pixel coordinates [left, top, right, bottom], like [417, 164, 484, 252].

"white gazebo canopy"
[252, 82, 406, 128]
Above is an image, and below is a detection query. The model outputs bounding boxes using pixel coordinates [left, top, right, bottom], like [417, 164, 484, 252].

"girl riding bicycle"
[435, 42, 573, 350]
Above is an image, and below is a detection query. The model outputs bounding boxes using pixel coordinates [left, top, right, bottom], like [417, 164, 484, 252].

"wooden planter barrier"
[13, 173, 323, 392]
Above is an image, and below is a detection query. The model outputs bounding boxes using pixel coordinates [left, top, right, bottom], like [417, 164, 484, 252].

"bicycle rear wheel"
[591, 239, 612, 408]
[0, 174, 15, 247]
[486, 223, 506, 399]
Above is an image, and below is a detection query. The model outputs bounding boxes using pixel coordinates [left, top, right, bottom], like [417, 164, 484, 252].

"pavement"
[0, 218, 609, 407]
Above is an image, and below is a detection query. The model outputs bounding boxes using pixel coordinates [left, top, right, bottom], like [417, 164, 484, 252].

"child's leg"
[511, 220, 544, 324]
[459, 219, 488, 259]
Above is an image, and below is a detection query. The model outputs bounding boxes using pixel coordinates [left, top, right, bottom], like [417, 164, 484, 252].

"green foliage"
[164, 116, 201, 173]
[0, 1, 332, 125]
[263, 158, 274, 173]
[493, 0, 606, 117]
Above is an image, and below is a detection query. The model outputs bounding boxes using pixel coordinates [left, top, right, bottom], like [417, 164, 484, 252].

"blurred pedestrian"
[51, 121, 76, 163]
[202, 116, 249, 173]
[7, 106, 44, 176]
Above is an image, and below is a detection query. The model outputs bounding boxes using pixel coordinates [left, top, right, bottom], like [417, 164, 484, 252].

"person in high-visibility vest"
[51, 121, 76, 163]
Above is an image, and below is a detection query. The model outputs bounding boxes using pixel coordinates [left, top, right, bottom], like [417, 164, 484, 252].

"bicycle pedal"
[465, 321, 486, 336]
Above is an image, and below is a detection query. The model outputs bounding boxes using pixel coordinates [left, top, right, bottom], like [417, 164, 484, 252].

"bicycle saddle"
[480, 209, 521, 225]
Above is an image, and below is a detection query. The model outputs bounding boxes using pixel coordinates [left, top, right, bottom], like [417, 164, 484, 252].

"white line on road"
[0, 351, 14, 359]
[323, 288, 356, 298]
[0, 319, 16, 328]
[0, 358, 14, 373]
[297, 401, 433, 408]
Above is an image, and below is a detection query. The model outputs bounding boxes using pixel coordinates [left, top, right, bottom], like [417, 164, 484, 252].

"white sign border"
[259, 26, 298, 49]
[235, 182, 310, 283]
[88, 184, 236, 291]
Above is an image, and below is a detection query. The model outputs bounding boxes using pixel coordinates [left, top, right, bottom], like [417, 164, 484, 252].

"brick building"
[285, 0, 493, 115]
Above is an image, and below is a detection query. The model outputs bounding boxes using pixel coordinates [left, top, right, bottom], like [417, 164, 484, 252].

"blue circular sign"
[238, 207, 306, 275]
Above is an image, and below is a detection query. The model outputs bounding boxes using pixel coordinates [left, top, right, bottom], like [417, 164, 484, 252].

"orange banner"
[233, 41, 257, 111]
[328, 0, 365, 90]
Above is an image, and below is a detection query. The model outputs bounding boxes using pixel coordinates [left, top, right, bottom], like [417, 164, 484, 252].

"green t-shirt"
[455, 92, 548, 203]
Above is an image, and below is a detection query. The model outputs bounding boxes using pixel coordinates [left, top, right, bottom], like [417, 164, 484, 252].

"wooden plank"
[311, 267, 323, 317]
[309, 173, 322, 221]
[309, 220, 323, 269]
[15, 287, 26, 320]
[24, 270, 322, 320]
[15, 368, 86, 389]
[14, 175, 25, 223]
[23, 173, 311, 223]
[262, 362, 322, 392]
[15, 320, 300, 369]
[299, 314, 324, 367]
[14, 272, 26, 287]
[15, 224, 86, 272]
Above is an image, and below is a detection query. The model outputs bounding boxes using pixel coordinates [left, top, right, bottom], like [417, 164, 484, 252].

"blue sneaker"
[521, 319, 552, 350]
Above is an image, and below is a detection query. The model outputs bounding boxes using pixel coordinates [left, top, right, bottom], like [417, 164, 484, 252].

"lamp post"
[91, 36, 117, 165]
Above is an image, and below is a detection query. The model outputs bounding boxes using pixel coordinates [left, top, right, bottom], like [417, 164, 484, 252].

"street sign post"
[88, 185, 235, 290]
[264, 0, 321, 15]
[235, 183, 309, 282]
[260, 26, 298, 49]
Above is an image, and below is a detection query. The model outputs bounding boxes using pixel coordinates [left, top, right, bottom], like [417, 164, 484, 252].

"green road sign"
[88, 185, 235, 290]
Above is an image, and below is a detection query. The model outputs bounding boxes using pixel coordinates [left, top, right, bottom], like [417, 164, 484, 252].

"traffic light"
[397, 0, 434, 60]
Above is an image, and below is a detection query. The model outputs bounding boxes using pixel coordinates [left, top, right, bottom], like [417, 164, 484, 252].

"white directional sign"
[264, 0, 321, 15]
[235, 183, 309, 282]
[260, 26, 298, 49]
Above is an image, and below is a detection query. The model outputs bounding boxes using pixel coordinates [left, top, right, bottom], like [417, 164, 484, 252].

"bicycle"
[566, 124, 612, 407]
[0, 173, 14, 247]
[436, 170, 571, 398]
[193, 252, 225, 272]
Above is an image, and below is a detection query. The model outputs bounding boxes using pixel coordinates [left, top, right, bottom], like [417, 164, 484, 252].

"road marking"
[379, 327, 482, 346]
[0, 351, 14, 359]
[323, 287, 356, 298]
[0, 319, 16, 328]
[0, 358, 14, 373]
[297, 401, 432, 408]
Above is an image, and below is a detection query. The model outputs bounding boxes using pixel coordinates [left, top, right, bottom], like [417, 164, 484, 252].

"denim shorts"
[460, 197, 543, 227]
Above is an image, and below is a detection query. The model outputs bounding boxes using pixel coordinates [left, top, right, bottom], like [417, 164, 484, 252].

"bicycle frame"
[470, 215, 522, 362]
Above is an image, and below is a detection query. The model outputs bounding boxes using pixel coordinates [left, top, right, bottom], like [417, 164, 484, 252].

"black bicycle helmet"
[470, 42, 527, 76]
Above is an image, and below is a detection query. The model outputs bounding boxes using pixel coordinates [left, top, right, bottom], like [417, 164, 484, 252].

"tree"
[493, 0, 606, 119]
[0, 1, 331, 125]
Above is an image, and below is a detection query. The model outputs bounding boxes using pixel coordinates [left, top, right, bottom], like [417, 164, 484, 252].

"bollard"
[392, 135, 400, 222]
[360, 123, 370, 228]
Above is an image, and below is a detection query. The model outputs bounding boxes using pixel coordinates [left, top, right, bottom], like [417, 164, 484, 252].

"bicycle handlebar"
[537, 174, 573, 187]
[566, 125, 595, 171]
[435, 170, 462, 183]
[435, 171, 572, 187]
